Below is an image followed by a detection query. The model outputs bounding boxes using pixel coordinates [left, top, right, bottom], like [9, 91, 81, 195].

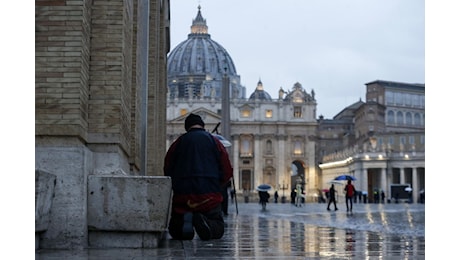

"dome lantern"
[167, 6, 245, 100]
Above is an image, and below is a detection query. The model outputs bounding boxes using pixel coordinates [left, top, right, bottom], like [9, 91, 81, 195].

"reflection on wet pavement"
[178, 203, 424, 259]
[36, 203, 424, 259]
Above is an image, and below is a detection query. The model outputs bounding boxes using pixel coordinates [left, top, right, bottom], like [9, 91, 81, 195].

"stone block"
[35, 169, 57, 232]
[35, 169, 57, 250]
[87, 175, 172, 248]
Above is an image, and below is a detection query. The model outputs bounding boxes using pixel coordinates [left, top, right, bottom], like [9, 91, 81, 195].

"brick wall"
[35, 0, 92, 139]
[36, 0, 169, 176]
[87, 0, 133, 155]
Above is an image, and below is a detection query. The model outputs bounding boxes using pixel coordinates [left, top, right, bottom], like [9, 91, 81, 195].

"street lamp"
[280, 180, 288, 203]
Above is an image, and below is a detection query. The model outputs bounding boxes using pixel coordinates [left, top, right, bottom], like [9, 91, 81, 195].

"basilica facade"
[165, 6, 425, 203]
[166, 6, 318, 201]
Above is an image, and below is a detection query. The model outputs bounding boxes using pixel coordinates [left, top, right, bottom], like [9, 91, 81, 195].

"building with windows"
[318, 80, 425, 203]
[166, 7, 318, 201]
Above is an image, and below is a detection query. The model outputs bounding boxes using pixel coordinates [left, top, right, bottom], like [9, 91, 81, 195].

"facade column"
[277, 134, 288, 199]
[412, 167, 418, 202]
[277, 135, 286, 189]
[254, 134, 262, 188]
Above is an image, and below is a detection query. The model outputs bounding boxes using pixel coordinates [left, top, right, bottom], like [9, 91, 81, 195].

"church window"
[387, 110, 395, 124]
[400, 136, 406, 144]
[293, 140, 302, 155]
[265, 109, 273, 118]
[266, 140, 273, 154]
[414, 113, 421, 126]
[397, 111, 404, 125]
[409, 136, 415, 144]
[294, 106, 302, 118]
[240, 136, 253, 157]
[406, 112, 413, 125]
[388, 136, 394, 145]
[241, 109, 251, 118]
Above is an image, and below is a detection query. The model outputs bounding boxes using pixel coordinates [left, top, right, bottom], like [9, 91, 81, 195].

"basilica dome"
[167, 6, 245, 99]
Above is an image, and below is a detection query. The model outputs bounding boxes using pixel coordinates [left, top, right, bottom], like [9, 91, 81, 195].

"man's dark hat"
[184, 113, 205, 131]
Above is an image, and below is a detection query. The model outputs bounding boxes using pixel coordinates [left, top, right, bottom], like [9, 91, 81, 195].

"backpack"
[346, 184, 355, 197]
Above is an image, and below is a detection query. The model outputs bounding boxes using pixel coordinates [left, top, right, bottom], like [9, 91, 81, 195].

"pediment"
[171, 108, 222, 131]
[237, 104, 255, 110]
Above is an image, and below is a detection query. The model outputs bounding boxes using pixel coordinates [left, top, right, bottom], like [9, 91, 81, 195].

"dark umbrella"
[212, 134, 232, 147]
[257, 184, 272, 192]
[334, 175, 357, 181]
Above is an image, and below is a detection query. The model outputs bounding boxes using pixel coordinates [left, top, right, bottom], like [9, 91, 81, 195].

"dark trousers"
[168, 204, 225, 240]
[345, 196, 353, 211]
[327, 198, 337, 210]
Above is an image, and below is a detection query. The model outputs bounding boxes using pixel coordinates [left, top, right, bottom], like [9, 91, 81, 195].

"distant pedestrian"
[290, 189, 296, 205]
[258, 190, 270, 210]
[274, 190, 279, 203]
[318, 189, 326, 203]
[373, 190, 379, 203]
[344, 180, 356, 213]
[420, 190, 425, 203]
[295, 183, 303, 207]
[381, 190, 385, 204]
[327, 184, 338, 211]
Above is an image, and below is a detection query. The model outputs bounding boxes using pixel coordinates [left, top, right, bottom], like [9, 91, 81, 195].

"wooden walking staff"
[231, 177, 238, 214]
[211, 123, 238, 215]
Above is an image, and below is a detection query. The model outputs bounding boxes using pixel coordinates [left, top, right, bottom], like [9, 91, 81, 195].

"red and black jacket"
[164, 128, 233, 213]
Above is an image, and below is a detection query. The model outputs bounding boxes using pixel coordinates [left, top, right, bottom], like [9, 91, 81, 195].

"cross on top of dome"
[190, 5, 208, 35]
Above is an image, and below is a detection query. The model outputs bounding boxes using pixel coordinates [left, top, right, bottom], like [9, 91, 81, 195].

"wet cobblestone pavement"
[36, 202, 425, 259]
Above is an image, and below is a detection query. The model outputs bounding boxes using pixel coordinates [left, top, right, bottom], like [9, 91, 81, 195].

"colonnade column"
[412, 167, 418, 202]
[360, 167, 368, 194]
[232, 135, 240, 191]
[355, 167, 365, 193]
[400, 168, 405, 184]
[380, 168, 387, 200]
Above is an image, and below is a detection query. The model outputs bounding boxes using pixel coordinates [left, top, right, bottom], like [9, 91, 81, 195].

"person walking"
[290, 188, 296, 205]
[327, 184, 338, 211]
[295, 183, 303, 207]
[344, 180, 356, 213]
[164, 113, 233, 241]
[274, 190, 279, 203]
[258, 190, 270, 210]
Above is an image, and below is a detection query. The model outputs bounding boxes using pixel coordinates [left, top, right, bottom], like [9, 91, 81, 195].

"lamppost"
[280, 181, 288, 203]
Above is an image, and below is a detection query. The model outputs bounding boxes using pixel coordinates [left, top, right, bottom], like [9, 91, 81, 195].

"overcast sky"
[169, 0, 425, 119]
